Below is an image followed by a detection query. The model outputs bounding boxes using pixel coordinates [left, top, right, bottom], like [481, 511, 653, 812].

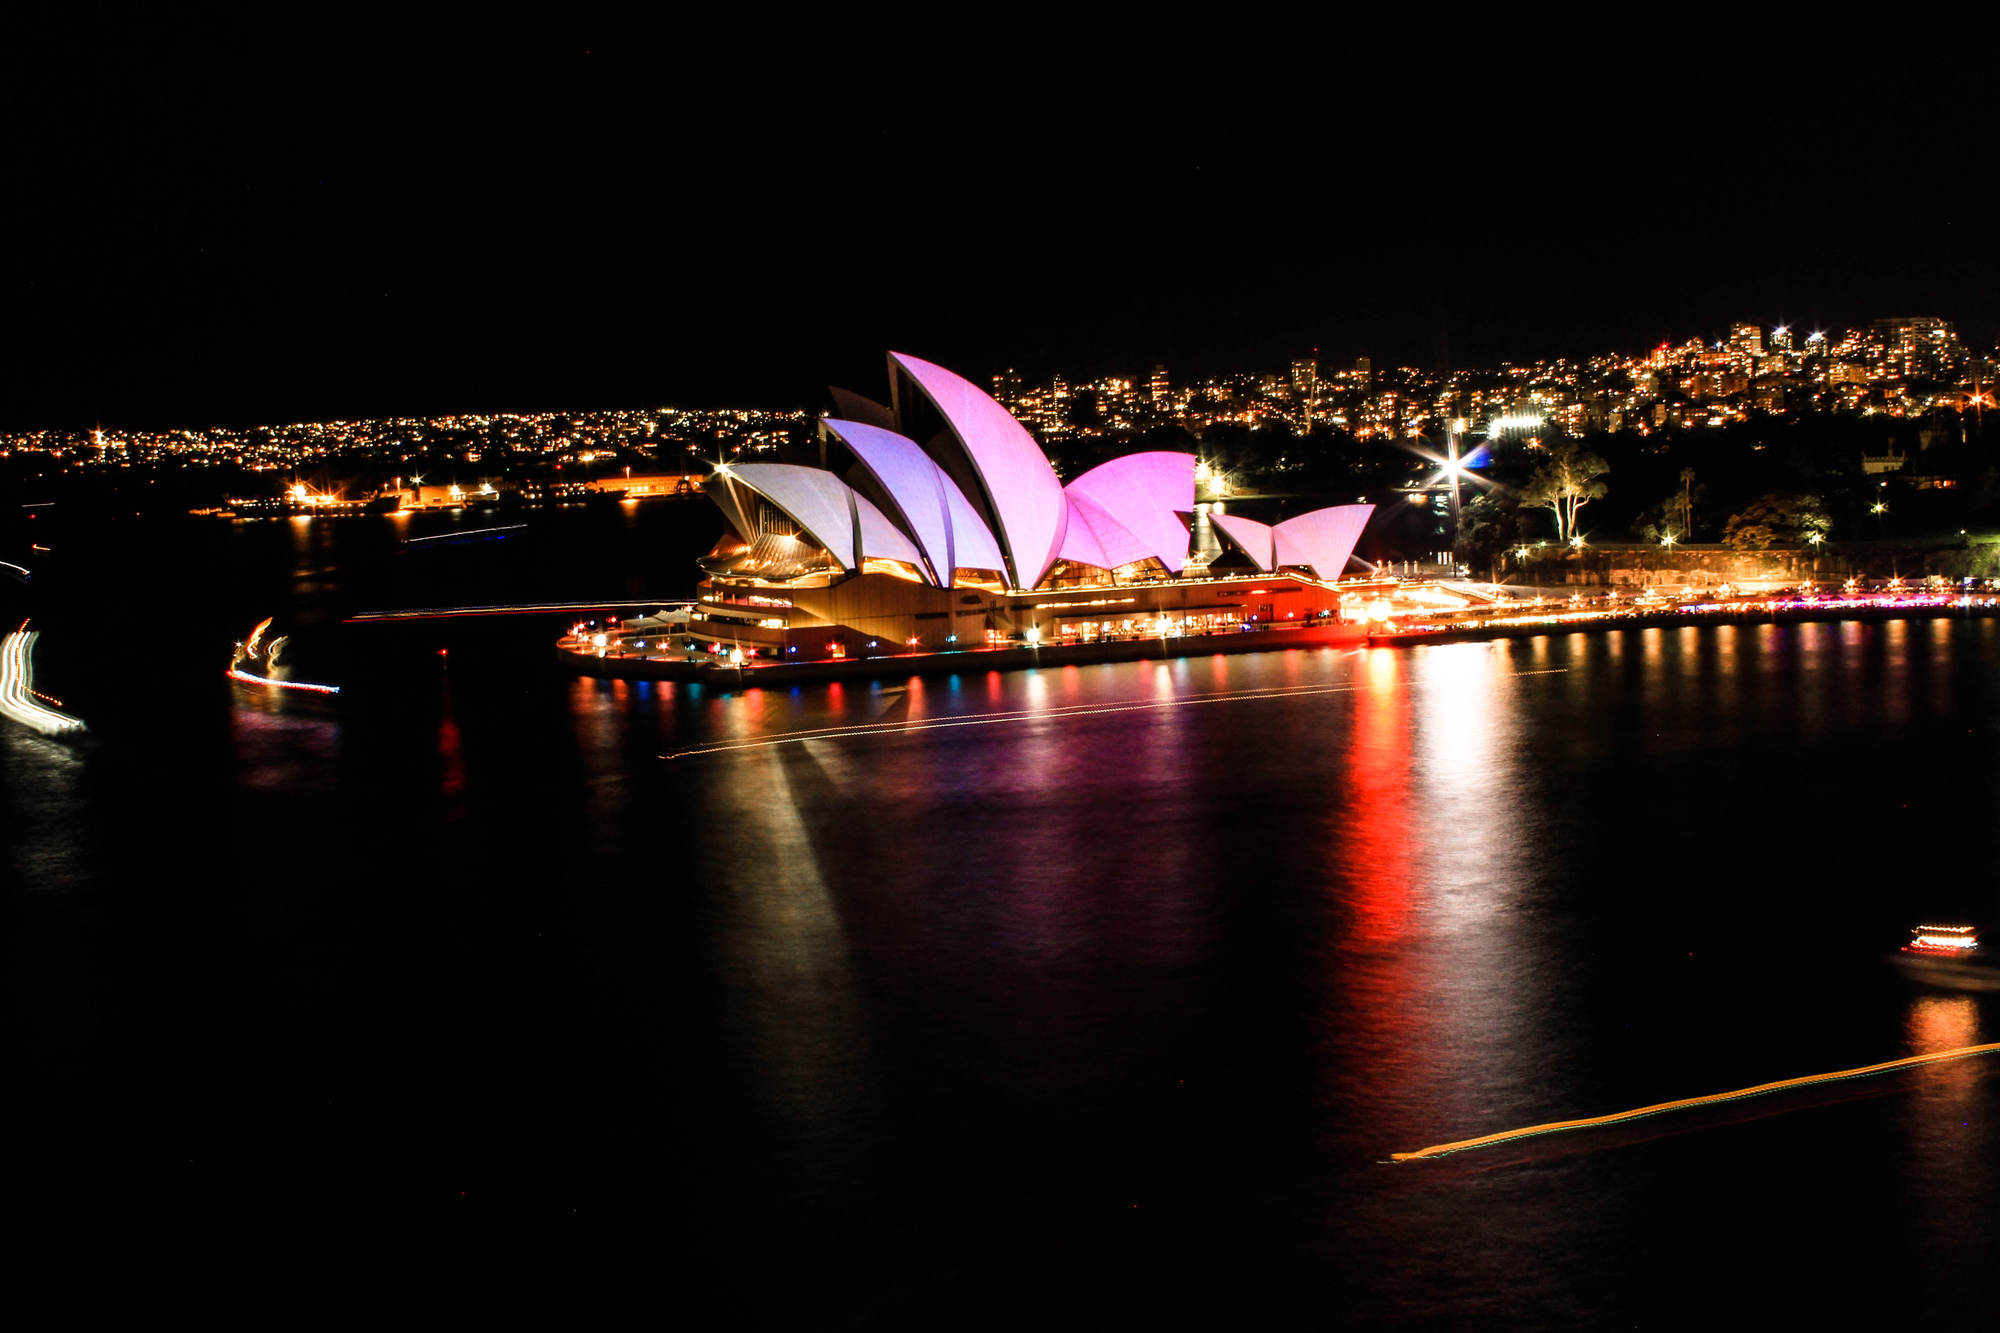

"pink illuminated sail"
[1063, 452, 1196, 573]
[1273, 505, 1373, 579]
[1209, 513, 1274, 572]
[889, 352, 1068, 588]
[823, 416, 1007, 585]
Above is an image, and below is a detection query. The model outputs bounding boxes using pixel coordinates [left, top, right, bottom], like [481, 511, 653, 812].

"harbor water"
[9, 504, 1997, 1324]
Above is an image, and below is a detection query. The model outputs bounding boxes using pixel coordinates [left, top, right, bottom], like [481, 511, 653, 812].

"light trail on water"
[347, 598, 690, 622]
[0, 628, 87, 735]
[402, 524, 528, 544]
[660, 668, 1568, 760]
[1391, 1041, 2000, 1161]
[226, 668, 341, 694]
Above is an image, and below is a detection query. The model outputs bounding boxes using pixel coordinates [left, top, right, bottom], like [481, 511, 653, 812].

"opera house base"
[561, 620, 1369, 687]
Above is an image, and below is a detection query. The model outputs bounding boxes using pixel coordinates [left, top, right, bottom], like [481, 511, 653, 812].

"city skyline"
[4, 313, 1986, 470]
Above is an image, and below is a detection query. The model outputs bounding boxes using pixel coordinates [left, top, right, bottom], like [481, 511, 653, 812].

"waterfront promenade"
[555, 595, 2000, 686]
[560, 620, 1370, 685]
[1368, 596, 2000, 646]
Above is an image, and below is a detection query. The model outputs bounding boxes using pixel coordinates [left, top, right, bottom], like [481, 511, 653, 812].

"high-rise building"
[1149, 366, 1170, 411]
[1355, 357, 1372, 392]
[1290, 358, 1318, 428]
[1729, 322, 1764, 362]
[1868, 318, 1962, 380]
[1768, 326, 1793, 354]
[991, 369, 1024, 406]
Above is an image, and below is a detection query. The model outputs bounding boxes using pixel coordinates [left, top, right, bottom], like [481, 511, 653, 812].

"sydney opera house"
[690, 353, 1375, 659]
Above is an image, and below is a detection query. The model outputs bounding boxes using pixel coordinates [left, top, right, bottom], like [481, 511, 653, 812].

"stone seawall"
[1368, 603, 1998, 647]
[562, 621, 1370, 687]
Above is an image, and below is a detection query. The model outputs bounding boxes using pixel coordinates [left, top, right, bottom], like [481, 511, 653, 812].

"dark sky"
[4, 17, 1996, 431]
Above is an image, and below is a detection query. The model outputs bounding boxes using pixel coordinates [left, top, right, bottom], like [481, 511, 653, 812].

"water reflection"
[2, 726, 88, 892]
[17, 601, 2000, 1320]
[703, 745, 874, 1207]
[1899, 993, 1992, 1279]
[1324, 648, 1425, 1134]
[230, 688, 340, 795]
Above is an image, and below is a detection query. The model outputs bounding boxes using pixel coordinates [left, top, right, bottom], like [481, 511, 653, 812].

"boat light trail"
[403, 524, 527, 544]
[1391, 1041, 2000, 1162]
[226, 668, 341, 694]
[0, 560, 29, 578]
[1, 629, 87, 734]
[347, 599, 691, 622]
[661, 669, 1566, 760]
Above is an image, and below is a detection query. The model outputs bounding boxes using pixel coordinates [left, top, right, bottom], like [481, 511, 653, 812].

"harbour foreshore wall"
[562, 621, 1370, 685]
[1368, 602, 1999, 647]
[561, 603, 2000, 685]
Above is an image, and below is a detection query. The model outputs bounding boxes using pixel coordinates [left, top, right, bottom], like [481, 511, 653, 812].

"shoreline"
[1367, 601, 1999, 647]
[562, 621, 1369, 684]
[560, 602, 2000, 686]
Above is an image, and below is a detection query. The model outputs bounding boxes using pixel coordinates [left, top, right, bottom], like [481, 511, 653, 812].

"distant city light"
[0, 311, 1981, 516]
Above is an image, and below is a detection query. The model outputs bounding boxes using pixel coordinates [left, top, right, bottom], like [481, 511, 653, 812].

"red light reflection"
[1340, 653, 1418, 946]
[1321, 650, 1431, 1139]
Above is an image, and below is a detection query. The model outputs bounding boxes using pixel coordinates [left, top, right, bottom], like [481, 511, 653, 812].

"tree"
[1453, 492, 1519, 580]
[1519, 440, 1609, 543]
[1722, 493, 1831, 550]
[1631, 469, 1708, 543]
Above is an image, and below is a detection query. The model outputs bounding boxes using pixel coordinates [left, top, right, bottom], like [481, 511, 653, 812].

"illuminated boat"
[1889, 925, 2000, 992]
[227, 618, 342, 695]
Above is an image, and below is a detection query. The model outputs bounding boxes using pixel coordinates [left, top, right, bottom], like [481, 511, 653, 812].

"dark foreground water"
[9, 507, 1998, 1324]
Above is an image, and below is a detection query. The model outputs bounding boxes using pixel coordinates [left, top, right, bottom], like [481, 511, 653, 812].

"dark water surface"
[10, 508, 1998, 1324]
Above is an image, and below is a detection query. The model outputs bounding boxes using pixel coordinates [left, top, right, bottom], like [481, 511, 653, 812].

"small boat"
[1888, 925, 2000, 992]
[227, 618, 341, 695]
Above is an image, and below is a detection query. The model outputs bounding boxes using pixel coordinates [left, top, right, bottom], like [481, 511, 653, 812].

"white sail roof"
[823, 417, 1008, 585]
[722, 463, 856, 565]
[721, 462, 924, 571]
[890, 352, 1068, 589]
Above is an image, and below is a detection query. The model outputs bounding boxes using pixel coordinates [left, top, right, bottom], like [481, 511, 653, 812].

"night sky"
[5, 19, 1995, 431]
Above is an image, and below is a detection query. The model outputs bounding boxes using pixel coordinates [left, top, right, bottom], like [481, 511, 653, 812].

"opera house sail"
[692, 353, 1374, 659]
